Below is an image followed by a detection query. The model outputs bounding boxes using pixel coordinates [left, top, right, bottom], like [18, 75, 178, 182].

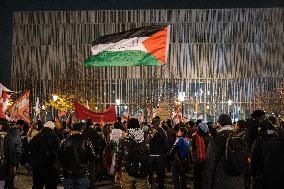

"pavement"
[14, 166, 194, 189]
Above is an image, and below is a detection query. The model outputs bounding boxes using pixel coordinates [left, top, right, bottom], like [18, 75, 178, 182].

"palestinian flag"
[84, 25, 170, 67]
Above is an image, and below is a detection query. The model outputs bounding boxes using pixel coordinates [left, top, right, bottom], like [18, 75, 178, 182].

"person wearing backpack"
[191, 122, 212, 189]
[203, 114, 246, 189]
[115, 118, 150, 189]
[5, 119, 23, 189]
[29, 121, 60, 189]
[251, 119, 284, 189]
[0, 119, 9, 189]
[168, 124, 190, 189]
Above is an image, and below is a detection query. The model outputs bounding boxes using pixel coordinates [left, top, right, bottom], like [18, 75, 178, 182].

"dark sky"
[0, 0, 283, 88]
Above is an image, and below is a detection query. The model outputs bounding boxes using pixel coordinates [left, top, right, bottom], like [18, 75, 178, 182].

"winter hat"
[198, 122, 209, 133]
[44, 121, 55, 130]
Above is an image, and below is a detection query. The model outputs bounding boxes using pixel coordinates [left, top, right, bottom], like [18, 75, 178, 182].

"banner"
[74, 102, 116, 123]
[7, 91, 30, 123]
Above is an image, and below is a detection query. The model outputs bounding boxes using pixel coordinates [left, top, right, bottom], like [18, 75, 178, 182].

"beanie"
[198, 122, 209, 133]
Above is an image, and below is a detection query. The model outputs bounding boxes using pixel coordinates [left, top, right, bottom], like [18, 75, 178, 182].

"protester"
[168, 124, 190, 189]
[203, 114, 246, 189]
[244, 110, 266, 150]
[5, 119, 23, 189]
[0, 119, 9, 189]
[102, 123, 113, 175]
[165, 119, 175, 172]
[29, 121, 60, 189]
[148, 116, 169, 189]
[109, 122, 124, 176]
[191, 122, 212, 189]
[251, 119, 284, 189]
[115, 118, 150, 189]
[93, 125, 107, 180]
[60, 122, 96, 189]
[20, 122, 29, 166]
[82, 118, 97, 188]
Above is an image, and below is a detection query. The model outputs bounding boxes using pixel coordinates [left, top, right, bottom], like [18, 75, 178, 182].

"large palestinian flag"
[84, 25, 170, 67]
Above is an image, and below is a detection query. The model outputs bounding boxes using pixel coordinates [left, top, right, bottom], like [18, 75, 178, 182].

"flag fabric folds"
[74, 102, 116, 123]
[84, 25, 170, 67]
[55, 117, 63, 129]
[0, 83, 13, 113]
[7, 91, 30, 123]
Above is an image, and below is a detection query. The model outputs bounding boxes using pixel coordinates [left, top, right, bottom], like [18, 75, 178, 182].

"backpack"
[173, 138, 191, 174]
[224, 132, 247, 177]
[125, 138, 150, 178]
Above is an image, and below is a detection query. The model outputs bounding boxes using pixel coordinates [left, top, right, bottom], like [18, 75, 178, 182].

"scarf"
[127, 128, 144, 143]
[196, 132, 206, 162]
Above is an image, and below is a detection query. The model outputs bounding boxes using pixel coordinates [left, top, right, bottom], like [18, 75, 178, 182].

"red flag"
[74, 102, 116, 123]
[55, 117, 62, 129]
[0, 103, 6, 119]
[58, 110, 66, 118]
[7, 91, 30, 123]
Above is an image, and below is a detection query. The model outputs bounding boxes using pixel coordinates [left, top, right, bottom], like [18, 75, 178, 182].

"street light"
[228, 99, 232, 106]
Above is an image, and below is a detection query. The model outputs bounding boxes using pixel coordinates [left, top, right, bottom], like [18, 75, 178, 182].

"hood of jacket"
[127, 128, 144, 143]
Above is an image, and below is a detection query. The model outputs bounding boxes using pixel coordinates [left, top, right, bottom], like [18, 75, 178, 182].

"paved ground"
[15, 166, 194, 189]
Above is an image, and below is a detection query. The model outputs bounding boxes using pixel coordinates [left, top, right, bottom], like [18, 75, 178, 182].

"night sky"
[0, 0, 283, 88]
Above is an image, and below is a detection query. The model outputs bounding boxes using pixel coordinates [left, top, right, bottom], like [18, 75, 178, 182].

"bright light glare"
[178, 92, 185, 102]
[52, 95, 59, 101]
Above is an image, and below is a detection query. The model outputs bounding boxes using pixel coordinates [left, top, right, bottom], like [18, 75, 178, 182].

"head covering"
[198, 122, 209, 133]
[127, 118, 140, 129]
[44, 121, 55, 130]
[218, 114, 232, 126]
[251, 110, 265, 119]
[128, 128, 144, 143]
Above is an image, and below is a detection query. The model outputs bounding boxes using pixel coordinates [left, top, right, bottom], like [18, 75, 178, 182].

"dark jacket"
[60, 133, 96, 178]
[115, 128, 148, 173]
[0, 131, 8, 179]
[82, 126, 106, 155]
[5, 127, 22, 167]
[203, 126, 245, 189]
[149, 127, 169, 156]
[29, 127, 60, 172]
[251, 131, 284, 189]
[244, 118, 261, 150]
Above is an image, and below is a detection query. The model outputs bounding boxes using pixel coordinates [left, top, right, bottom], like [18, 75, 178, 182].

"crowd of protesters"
[0, 109, 283, 189]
